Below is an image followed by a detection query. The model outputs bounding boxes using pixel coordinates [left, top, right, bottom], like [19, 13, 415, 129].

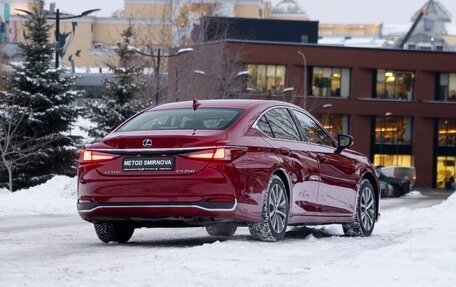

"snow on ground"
[404, 190, 424, 198]
[0, 178, 455, 286]
[0, 176, 77, 216]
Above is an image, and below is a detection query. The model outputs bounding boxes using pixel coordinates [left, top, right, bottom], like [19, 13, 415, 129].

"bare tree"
[128, 0, 228, 105]
[0, 95, 51, 192]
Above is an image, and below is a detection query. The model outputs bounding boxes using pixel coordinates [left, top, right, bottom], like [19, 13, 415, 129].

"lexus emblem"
[142, 139, 153, 147]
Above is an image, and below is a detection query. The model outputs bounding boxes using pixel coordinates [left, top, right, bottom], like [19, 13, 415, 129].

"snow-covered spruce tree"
[85, 26, 145, 140]
[0, 4, 83, 190]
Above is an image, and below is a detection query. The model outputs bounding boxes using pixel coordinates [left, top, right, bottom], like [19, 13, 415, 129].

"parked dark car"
[77, 100, 380, 243]
[375, 169, 410, 197]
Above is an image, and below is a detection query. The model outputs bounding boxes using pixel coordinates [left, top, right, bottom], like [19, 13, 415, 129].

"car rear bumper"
[77, 165, 265, 224]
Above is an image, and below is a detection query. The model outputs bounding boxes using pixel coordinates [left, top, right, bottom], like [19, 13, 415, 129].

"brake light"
[185, 147, 246, 161]
[413, 176, 417, 180]
[81, 150, 117, 163]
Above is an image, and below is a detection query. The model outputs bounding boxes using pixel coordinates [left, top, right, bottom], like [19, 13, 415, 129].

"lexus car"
[77, 100, 380, 243]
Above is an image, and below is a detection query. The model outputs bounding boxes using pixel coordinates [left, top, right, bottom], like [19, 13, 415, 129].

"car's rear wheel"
[343, 179, 376, 237]
[205, 223, 237, 237]
[94, 223, 135, 243]
[249, 175, 289, 242]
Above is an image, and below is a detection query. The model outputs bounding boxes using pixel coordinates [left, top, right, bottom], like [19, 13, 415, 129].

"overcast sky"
[44, 0, 456, 24]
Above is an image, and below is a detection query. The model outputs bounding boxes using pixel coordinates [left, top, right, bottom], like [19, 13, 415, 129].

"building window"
[435, 46, 444, 51]
[376, 70, 414, 100]
[436, 156, 455, 189]
[373, 154, 413, 167]
[311, 67, 350, 98]
[375, 116, 412, 145]
[373, 116, 412, 167]
[435, 119, 456, 189]
[438, 119, 456, 147]
[437, 73, 456, 102]
[314, 114, 349, 138]
[247, 64, 286, 93]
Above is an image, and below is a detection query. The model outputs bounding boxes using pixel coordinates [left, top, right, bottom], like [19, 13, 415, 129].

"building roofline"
[208, 38, 456, 56]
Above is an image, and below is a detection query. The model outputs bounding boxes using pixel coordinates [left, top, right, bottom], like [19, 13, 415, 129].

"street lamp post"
[135, 47, 193, 104]
[298, 50, 307, 110]
[15, 7, 101, 68]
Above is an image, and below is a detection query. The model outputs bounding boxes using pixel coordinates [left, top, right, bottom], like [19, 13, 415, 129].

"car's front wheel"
[94, 222, 135, 243]
[343, 179, 376, 237]
[249, 175, 289, 242]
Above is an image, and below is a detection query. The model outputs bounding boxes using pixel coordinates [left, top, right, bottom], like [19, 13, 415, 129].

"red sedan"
[78, 100, 379, 243]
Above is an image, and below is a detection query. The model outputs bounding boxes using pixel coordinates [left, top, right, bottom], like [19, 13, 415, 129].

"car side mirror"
[335, 134, 354, 153]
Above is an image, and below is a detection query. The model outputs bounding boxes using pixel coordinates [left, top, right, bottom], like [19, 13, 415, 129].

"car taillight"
[185, 147, 247, 161]
[80, 150, 117, 163]
[413, 176, 417, 180]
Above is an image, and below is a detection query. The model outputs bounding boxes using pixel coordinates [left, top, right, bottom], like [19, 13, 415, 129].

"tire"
[249, 174, 289, 242]
[94, 223, 135, 243]
[343, 179, 377, 237]
[205, 223, 237, 237]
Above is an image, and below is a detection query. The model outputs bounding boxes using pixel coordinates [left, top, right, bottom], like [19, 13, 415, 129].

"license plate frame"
[122, 157, 175, 172]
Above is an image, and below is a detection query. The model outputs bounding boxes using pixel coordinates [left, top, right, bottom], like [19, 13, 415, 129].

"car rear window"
[394, 167, 416, 178]
[118, 108, 244, 131]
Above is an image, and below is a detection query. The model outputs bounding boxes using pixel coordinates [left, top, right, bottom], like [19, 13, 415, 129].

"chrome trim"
[91, 146, 217, 154]
[309, 175, 321, 181]
[289, 108, 338, 148]
[79, 199, 238, 213]
[252, 106, 304, 143]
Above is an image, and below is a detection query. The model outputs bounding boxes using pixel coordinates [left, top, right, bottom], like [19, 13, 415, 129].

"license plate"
[123, 157, 175, 171]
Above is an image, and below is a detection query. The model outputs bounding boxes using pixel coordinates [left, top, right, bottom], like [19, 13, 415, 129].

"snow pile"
[403, 190, 423, 198]
[0, 176, 77, 217]
[315, 194, 456, 287]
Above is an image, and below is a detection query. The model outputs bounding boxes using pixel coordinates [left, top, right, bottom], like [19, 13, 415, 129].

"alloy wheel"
[360, 186, 375, 231]
[268, 183, 287, 234]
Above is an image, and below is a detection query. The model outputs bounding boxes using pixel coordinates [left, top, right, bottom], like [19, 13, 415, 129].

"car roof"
[148, 99, 301, 112]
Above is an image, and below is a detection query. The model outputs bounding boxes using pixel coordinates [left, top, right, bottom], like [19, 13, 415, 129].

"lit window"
[373, 154, 412, 167]
[376, 70, 414, 100]
[436, 156, 455, 189]
[375, 117, 412, 145]
[311, 67, 350, 98]
[438, 119, 456, 147]
[314, 114, 349, 138]
[437, 73, 456, 102]
[247, 64, 286, 93]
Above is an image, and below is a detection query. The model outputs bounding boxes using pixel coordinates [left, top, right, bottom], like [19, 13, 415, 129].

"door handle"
[279, 148, 291, 155]
[317, 154, 327, 162]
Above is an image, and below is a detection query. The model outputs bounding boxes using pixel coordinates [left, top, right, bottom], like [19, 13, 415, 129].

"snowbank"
[0, 176, 77, 217]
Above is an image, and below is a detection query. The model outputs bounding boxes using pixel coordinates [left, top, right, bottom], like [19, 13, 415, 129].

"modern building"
[167, 39, 456, 189]
[319, 0, 456, 51]
[1, 0, 282, 67]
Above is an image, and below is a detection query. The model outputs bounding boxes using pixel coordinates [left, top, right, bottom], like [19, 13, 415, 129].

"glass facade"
[436, 119, 456, 189]
[438, 119, 456, 147]
[373, 116, 413, 167]
[247, 64, 286, 93]
[314, 114, 349, 138]
[311, 67, 350, 98]
[437, 73, 456, 102]
[373, 154, 413, 167]
[376, 70, 414, 100]
[375, 117, 412, 145]
[436, 156, 456, 189]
